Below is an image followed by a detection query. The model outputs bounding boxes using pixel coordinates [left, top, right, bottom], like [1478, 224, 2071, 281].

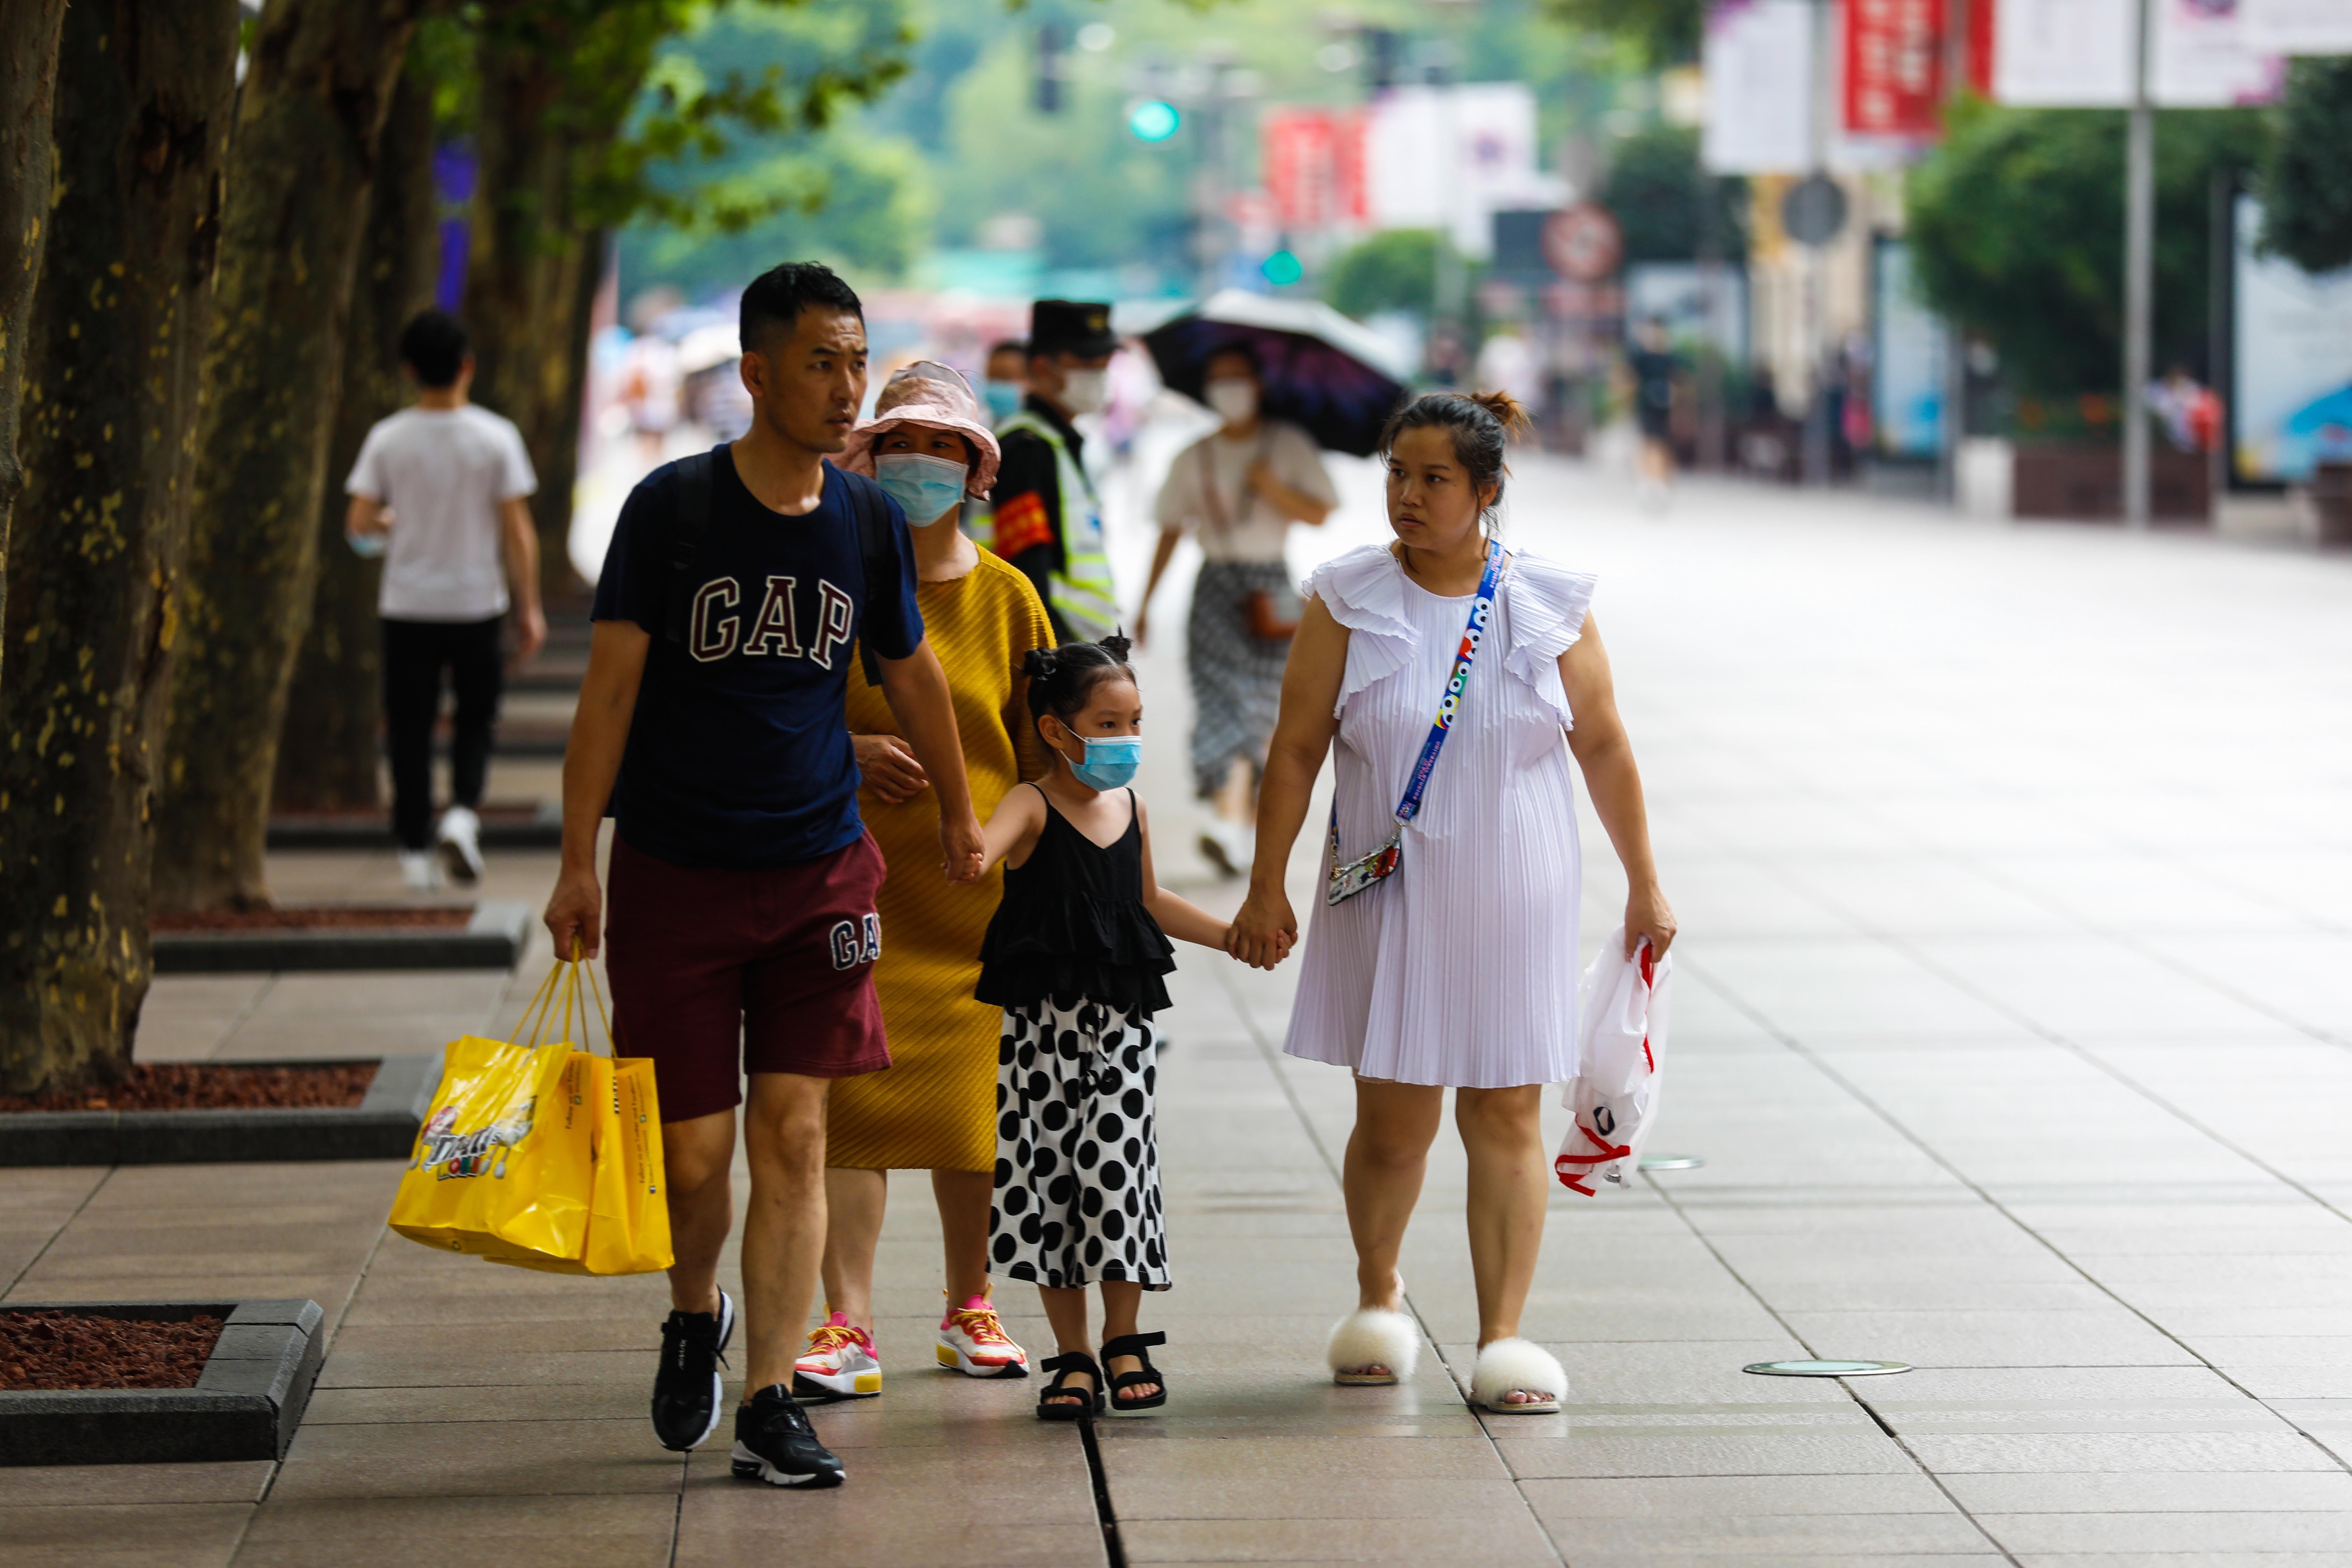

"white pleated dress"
[1282, 543, 1597, 1088]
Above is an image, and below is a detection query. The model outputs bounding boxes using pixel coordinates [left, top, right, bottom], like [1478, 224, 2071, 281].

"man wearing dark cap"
[980, 300, 1120, 642]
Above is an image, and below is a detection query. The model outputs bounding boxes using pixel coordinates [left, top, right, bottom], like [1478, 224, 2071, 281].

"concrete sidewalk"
[10, 458, 2352, 1564]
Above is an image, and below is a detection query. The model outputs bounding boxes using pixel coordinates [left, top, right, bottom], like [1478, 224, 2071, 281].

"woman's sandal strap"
[1040, 1351, 1101, 1378]
[1099, 1331, 1165, 1359]
[1101, 1332, 1168, 1405]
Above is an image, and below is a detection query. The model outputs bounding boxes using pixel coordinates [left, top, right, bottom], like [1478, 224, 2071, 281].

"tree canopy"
[1598, 124, 1745, 263]
[2259, 56, 2352, 275]
[1906, 100, 2270, 398]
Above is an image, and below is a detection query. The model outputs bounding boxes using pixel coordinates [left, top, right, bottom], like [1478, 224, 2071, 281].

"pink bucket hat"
[837, 360, 1002, 497]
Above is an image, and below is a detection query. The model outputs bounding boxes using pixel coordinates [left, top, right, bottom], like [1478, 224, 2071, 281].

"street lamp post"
[2122, 0, 2155, 527]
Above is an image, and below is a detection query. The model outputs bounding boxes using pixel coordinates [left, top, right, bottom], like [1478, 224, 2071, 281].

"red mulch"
[152, 906, 470, 932]
[0, 1062, 377, 1113]
[0, 1311, 224, 1391]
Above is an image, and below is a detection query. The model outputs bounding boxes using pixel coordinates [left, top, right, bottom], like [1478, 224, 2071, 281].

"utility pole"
[1939, 0, 1971, 504]
[2122, 0, 2155, 526]
[1802, 0, 1833, 488]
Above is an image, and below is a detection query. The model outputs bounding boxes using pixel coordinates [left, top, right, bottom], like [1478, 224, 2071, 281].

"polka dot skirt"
[989, 995, 1169, 1292]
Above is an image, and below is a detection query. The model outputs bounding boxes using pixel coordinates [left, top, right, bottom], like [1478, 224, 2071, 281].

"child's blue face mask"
[1063, 735, 1141, 791]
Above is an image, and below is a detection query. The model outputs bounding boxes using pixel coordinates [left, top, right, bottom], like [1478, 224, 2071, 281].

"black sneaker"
[650, 1289, 734, 1451]
[730, 1384, 846, 1488]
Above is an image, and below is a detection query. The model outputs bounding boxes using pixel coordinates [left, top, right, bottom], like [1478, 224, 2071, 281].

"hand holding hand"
[940, 812, 986, 884]
[544, 865, 604, 961]
[1227, 886, 1297, 970]
[1624, 882, 1677, 959]
[854, 733, 930, 804]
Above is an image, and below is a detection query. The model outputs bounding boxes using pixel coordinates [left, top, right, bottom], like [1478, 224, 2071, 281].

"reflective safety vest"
[976, 411, 1120, 642]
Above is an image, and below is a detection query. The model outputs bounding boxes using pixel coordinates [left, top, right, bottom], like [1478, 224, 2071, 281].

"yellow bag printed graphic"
[388, 966, 599, 1264]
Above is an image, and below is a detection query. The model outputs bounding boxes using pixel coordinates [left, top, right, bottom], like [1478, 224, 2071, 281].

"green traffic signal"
[1261, 250, 1303, 287]
[1129, 100, 1180, 142]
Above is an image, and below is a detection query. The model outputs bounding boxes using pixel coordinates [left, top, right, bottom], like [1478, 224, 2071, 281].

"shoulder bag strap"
[661, 449, 719, 646]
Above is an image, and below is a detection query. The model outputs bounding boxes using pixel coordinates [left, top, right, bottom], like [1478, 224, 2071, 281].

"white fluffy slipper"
[1469, 1337, 1567, 1414]
[1325, 1307, 1420, 1386]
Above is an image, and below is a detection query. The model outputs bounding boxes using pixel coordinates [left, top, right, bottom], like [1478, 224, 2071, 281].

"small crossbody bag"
[1325, 538, 1506, 906]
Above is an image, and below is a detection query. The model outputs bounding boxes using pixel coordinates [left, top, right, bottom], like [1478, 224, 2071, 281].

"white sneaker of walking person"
[436, 804, 484, 884]
[397, 848, 444, 891]
[1196, 817, 1253, 881]
[792, 1312, 881, 1402]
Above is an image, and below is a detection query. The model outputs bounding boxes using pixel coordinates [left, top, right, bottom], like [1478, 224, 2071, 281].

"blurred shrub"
[1598, 125, 1747, 263]
[1907, 99, 2269, 399]
[1323, 229, 1448, 321]
[2260, 57, 2352, 274]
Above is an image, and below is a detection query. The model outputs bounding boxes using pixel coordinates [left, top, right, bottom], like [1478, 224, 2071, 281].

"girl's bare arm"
[1136, 799, 1235, 950]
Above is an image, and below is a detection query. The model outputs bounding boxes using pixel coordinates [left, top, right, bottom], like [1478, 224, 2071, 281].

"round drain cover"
[1744, 1359, 1911, 1377]
[1639, 1155, 1704, 1170]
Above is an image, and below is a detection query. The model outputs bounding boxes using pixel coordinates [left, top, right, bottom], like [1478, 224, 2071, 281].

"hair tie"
[1022, 647, 1061, 680]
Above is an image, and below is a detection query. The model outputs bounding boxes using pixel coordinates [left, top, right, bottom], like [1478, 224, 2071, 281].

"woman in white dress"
[1228, 391, 1675, 1413]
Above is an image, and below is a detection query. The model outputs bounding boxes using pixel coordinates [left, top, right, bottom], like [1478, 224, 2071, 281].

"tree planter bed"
[266, 799, 561, 850]
[152, 900, 530, 973]
[0, 1055, 436, 1166]
[0, 1300, 323, 1465]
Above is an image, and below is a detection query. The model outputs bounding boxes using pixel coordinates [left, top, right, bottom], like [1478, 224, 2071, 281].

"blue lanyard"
[1394, 538, 1504, 825]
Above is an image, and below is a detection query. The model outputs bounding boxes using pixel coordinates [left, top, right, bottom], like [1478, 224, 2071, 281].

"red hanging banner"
[1843, 0, 1949, 136]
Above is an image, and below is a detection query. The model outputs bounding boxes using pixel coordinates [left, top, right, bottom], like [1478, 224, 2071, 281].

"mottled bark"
[0, 0, 239, 1096]
[465, 43, 602, 600]
[272, 65, 439, 814]
[0, 0, 68, 696]
[154, 0, 424, 911]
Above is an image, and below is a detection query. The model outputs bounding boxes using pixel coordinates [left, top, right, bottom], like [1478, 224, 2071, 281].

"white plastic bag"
[1555, 927, 1670, 1195]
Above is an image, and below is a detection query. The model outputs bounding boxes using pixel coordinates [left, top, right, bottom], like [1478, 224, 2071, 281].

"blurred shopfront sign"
[1361, 82, 1565, 257]
[1844, 0, 1945, 136]
[2232, 194, 2352, 484]
[1262, 108, 1366, 231]
[1703, 0, 1814, 174]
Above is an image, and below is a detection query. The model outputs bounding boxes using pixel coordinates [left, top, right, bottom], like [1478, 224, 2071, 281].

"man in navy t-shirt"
[545, 262, 983, 1490]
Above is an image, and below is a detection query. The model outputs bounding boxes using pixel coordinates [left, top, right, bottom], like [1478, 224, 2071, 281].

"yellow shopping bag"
[481, 958, 676, 1276]
[388, 963, 600, 1264]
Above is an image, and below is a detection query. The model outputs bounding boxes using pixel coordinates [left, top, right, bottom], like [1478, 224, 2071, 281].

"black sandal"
[1035, 1351, 1104, 1421]
[1100, 1331, 1168, 1414]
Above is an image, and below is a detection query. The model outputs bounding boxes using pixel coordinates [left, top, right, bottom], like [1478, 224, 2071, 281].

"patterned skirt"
[1186, 559, 1293, 798]
[989, 995, 1170, 1291]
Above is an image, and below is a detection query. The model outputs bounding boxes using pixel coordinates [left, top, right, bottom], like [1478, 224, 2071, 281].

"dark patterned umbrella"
[1141, 290, 1412, 458]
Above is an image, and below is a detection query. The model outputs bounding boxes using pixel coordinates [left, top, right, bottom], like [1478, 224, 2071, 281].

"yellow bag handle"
[506, 962, 564, 1048]
[499, 944, 616, 1055]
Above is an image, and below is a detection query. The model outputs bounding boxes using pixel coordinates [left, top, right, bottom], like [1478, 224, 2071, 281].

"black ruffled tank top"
[975, 784, 1176, 1016]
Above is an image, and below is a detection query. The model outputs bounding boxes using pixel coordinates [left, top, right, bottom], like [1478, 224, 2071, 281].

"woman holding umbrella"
[1136, 342, 1338, 876]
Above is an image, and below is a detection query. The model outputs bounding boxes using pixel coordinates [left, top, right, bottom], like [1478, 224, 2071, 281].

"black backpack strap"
[661, 449, 719, 646]
[838, 469, 895, 688]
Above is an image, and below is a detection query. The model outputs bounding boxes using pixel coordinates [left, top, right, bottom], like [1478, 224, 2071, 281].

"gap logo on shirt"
[687, 574, 857, 667]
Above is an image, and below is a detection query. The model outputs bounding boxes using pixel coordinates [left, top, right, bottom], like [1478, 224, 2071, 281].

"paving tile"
[0, 1462, 272, 1507]
[1942, 1470, 2352, 1513]
[1982, 1511, 2352, 1554]
[230, 1493, 676, 1568]
[1497, 1429, 1917, 1478]
[1536, 1510, 1994, 1556]
[1520, 1473, 1952, 1516]
[266, 1419, 682, 1499]
[0, 1503, 251, 1567]
[1117, 1514, 1558, 1565]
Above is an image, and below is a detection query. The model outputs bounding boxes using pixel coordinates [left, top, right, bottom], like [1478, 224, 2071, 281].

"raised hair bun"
[1021, 646, 1061, 680]
[1470, 389, 1531, 437]
[1097, 632, 1133, 662]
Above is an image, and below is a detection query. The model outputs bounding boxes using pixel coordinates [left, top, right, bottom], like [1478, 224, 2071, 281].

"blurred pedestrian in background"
[981, 301, 1122, 642]
[1627, 316, 1681, 509]
[807, 362, 1055, 1398]
[1135, 343, 1337, 878]
[980, 338, 1028, 426]
[343, 309, 545, 891]
[2149, 364, 2223, 454]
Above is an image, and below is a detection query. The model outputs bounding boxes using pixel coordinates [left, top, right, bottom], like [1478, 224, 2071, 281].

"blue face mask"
[1062, 735, 1141, 792]
[982, 380, 1023, 424]
[873, 451, 968, 526]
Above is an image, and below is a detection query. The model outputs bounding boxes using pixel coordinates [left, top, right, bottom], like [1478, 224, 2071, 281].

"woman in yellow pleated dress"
[792, 363, 1056, 1401]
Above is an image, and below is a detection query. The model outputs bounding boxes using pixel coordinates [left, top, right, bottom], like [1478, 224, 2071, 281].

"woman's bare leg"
[1342, 1079, 1446, 1322]
[1456, 1084, 1554, 1402]
[931, 1168, 994, 1305]
[1037, 1285, 1094, 1408]
[1097, 1280, 1160, 1400]
[819, 1167, 887, 1332]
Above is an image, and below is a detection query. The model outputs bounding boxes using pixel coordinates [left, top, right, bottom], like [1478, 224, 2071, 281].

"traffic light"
[1363, 28, 1400, 90]
[1035, 22, 1065, 114]
[1261, 250, 1304, 287]
[1128, 99, 1180, 142]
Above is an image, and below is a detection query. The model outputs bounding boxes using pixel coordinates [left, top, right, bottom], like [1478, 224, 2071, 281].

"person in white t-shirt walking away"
[1135, 342, 1337, 878]
[345, 310, 548, 889]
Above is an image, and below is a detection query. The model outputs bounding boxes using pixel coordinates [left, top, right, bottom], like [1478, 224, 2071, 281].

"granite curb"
[0, 1054, 436, 1167]
[0, 1298, 325, 1465]
[153, 900, 530, 974]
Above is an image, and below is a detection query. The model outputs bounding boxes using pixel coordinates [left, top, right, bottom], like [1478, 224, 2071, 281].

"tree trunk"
[0, 0, 240, 1096]
[465, 43, 601, 601]
[0, 0, 68, 697]
[272, 64, 439, 815]
[154, 0, 424, 912]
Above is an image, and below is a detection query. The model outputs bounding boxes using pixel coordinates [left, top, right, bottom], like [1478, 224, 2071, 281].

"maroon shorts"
[605, 830, 890, 1122]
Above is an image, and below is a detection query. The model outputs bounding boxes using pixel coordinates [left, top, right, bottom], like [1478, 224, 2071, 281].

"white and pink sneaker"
[936, 1294, 1030, 1379]
[792, 1312, 881, 1402]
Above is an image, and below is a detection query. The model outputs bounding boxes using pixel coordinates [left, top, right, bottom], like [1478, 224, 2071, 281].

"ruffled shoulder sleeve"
[1499, 552, 1597, 729]
[1303, 545, 1417, 714]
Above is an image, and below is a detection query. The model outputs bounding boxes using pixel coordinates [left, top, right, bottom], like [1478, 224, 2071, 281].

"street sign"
[1542, 202, 1624, 284]
[1781, 175, 1849, 247]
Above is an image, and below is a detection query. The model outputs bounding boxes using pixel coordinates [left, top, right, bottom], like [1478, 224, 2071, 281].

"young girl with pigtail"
[972, 634, 1246, 1419]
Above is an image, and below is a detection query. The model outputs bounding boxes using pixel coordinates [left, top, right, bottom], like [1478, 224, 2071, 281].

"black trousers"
[382, 615, 504, 850]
